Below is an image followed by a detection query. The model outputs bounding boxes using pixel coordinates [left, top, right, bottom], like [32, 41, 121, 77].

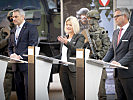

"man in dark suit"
[103, 8, 133, 100]
[8, 8, 38, 100]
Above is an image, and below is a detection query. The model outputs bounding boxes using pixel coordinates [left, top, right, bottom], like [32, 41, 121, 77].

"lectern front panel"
[0, 60, 8, 100]
[35, 58, 52, 100]
[85, 60, 103, 100]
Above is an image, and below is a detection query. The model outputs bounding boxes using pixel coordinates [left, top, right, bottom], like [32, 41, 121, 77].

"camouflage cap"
[87, 10, 100, 19]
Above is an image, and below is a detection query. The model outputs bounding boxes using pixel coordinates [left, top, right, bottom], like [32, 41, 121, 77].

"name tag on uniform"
[122, 40, 128, 42]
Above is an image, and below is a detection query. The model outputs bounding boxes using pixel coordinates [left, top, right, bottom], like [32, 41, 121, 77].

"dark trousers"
[98, 69, 107, 100]
[14, 71, 28, 100]
[115, 77, 133, 100]
[59, 65, 76, 100]
[4, 63, 13, 100]
[4, 72, 13, 100]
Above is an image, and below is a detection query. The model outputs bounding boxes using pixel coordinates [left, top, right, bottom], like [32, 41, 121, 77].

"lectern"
[28, 46, 74, 100]
[0, 55, 28, 100]
[85, 54, 128, 100]
[85, 59, 104, 100]
[85, 58, 128, 100]
[76, 49, 128, 100]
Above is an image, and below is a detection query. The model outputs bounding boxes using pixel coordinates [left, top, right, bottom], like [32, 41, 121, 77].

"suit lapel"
[114, 29, 119, 49]
[66, 34, 77, 43]
[116, 26, 131, 49]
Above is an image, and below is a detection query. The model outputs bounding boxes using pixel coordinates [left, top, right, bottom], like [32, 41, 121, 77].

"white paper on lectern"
[9, 58, 28, 63]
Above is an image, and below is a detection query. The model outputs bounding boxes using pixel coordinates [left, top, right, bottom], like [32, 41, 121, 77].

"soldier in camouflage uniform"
[86, 10, 110, 100]
[1, 10, 15, 100]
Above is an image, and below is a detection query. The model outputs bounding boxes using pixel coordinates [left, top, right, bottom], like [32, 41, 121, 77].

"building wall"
[117, 0, 133, 9]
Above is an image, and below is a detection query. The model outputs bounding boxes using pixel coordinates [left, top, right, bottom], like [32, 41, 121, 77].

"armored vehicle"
[0, 0, 61, 57]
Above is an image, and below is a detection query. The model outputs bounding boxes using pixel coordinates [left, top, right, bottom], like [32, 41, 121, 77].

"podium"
[85, 59, 127, 100]
[76, 49, 128, 100]
[28, 46, 74, 100]
[85, 59, 104, 100]
[0, 55, 28, 100]
[85, 55, 128, 100]
[35, 55, 53, 100]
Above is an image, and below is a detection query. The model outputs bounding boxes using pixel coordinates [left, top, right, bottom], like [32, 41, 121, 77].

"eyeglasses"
[113, 14, 124, 18]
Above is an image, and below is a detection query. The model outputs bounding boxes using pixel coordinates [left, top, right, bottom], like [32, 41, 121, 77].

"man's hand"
[10, 53, 21, 60]
[111, 60, 121, 67]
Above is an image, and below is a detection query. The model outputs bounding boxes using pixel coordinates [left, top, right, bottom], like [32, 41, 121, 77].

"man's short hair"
[115, 8, 130, 20]
[13, 8, 25, 17]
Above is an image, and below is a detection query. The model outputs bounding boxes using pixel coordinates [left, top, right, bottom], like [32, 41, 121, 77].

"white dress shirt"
[15, 20, 25, 44]
[118, 22, 129, 39]
[61, 38, 71, 63]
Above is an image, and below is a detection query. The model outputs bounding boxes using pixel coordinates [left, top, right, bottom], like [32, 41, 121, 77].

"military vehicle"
[0, 0, 61, 57]
[0, 0, 61, 95]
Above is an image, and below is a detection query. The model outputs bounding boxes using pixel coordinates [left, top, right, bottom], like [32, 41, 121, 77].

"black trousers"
[14, 70, 28, 100]
[59, 65, 76, 100]
[115, 77, 133, 100]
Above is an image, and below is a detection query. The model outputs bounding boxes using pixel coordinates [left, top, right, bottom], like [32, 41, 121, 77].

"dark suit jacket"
[8, 21, 38, 71]
[60, 34, 85, 72]
[103, 25, 133, 78]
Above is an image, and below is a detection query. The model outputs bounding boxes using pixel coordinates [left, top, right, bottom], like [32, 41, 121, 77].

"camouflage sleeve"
[90, 28, 110, 59]
[98, 29, 110, 59]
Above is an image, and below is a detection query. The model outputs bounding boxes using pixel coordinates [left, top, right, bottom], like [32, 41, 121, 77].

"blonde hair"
[64, 16, 80, 34]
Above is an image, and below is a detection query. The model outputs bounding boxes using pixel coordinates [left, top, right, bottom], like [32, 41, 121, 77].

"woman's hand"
[57, 36, 68, 44]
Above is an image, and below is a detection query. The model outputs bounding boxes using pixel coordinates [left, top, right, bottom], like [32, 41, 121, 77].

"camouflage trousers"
[4, 63, 13, 100]
[98, 68, 107, 100]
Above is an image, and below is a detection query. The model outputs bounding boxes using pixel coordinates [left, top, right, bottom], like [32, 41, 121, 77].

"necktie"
[117, 28, 123, 45]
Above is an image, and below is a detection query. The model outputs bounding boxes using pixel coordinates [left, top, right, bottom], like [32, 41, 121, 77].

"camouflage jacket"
[87, 26, 110, 59]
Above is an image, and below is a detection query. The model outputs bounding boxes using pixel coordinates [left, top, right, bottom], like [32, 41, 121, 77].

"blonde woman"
[57, 16, 85, 100]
